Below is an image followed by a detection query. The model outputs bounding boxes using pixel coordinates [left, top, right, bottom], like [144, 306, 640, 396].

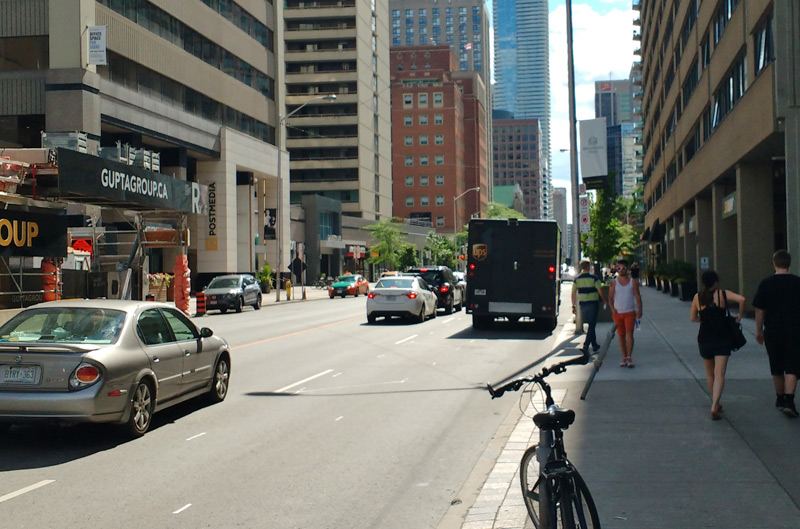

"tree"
[424, 232, 458, 268]
[364, 219, 411, 270]
[581, 177, 627, 265]
[486, 201, 526, 220]
[398, 244, 420, 269]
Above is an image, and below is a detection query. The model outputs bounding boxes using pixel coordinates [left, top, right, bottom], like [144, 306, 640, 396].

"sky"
[487, 0, 637, 218]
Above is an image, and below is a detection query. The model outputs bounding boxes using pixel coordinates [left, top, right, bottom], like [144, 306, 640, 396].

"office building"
[283, 0, 392, 220]
[492, 0, 550, 205]
[638, 0, 800, 299]
[491, 114, 544, 219]
[0, 0, 284, 291]
[391, 46, 487, 232]
[595, 79, 635, 127]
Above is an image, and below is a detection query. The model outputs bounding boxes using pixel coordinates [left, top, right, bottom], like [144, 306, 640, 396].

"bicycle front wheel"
[520, 445, 547, 528]
[557, 470, 601, 529]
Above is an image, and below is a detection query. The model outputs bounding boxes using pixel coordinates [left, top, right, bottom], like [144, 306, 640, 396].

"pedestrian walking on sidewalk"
[572, 259, 608, 353]
[690, 270, 746, 420]
[609, 259, 643, 368]
[753, 249, 800, 418]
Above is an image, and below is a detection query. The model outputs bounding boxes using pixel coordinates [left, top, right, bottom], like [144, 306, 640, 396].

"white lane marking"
[275, 369, 334, 393]
[395, 335, 417, 345]
[440, 318, 454, 324]
[186, 432, 207, 441]
[332, 372, 343, 378]
[335, 416, 344, 422]
[173, 504, 192, 514]
[0, 480, 55, 503]
[377, 354, 385, 358]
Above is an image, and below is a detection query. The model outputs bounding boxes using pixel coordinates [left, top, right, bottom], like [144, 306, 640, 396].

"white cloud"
[548, 1, 636, 215]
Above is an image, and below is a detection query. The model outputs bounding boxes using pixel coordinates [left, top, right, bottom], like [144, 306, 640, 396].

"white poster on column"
[578, 118, 608, 178]
[87, 26, 107, 66]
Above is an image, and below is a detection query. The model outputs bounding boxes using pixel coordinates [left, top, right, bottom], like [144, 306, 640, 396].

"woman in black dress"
[690, 270, 746, 420]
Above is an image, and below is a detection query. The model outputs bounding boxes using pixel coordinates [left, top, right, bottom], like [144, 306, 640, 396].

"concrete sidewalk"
[451, 283, 800, 528]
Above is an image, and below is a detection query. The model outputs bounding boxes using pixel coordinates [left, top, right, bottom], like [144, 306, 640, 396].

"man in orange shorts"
[609, 259, 643, 367]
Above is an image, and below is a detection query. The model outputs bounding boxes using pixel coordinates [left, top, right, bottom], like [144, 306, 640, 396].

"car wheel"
[354, 290, 358, 297]
[367, 313, 377, 324]
[430, 302, 437, 318]
[235, 297, 243, 313]
[207, 356, 230, 404]
[253, 293, 262, 310]
[124, 380, 154, 437]
[416, 306, 425, 323]
[341, 294, 346, 298]
[445, 295, 454, 315]
[220, 308, 228, 314]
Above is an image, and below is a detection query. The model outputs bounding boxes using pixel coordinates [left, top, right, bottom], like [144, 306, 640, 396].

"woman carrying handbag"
[690, 270, 746, 420]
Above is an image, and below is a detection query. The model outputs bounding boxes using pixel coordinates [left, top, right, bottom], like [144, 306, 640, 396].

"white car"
[366, 276, 438, 324]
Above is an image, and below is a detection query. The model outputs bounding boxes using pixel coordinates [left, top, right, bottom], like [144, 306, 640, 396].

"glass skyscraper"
[493, 0, 551, 218]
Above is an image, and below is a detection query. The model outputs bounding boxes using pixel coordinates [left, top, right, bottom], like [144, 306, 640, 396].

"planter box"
[670, 280, 680, 297]
[678, 281, 697, 301]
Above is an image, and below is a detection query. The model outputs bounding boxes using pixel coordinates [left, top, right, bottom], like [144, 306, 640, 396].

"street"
[0, 292, 572, 528]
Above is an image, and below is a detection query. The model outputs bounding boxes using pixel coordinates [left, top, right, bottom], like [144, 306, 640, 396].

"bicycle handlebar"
[487, 351, 590, 399]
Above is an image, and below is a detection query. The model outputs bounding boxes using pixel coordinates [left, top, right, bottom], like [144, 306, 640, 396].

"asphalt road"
[0, 294, 571, 528]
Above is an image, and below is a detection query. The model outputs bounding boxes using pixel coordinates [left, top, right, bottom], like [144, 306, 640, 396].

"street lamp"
[275, 93, 337, 301]
[453, 187, 481, 235]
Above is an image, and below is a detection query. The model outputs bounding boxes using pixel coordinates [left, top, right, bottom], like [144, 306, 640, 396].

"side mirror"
[200, 327, 214, 338]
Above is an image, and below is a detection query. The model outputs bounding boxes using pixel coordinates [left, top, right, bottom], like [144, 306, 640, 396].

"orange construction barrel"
[195, 292, 206, 316]
[41, 259, 61, 302]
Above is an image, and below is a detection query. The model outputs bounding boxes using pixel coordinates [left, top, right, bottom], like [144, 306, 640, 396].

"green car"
[329, 274, 369, 298]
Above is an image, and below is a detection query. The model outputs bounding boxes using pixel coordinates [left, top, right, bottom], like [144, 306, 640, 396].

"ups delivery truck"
[466, 218, 561, 330]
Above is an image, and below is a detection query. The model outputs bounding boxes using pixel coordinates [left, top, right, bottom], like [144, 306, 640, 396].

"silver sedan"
[366, 275, 438, 324]
[0, 299, 231, 437]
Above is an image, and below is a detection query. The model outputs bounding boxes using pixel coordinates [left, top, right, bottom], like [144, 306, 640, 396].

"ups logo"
[472, 244, 488, 261]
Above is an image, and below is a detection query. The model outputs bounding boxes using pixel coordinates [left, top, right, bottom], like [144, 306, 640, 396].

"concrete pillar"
[712, 181, 739, 288]
[682, 206, 695, 270]
[665, 219, 674, 262]
[696, 196, 713, 277]
[46, 0, 101, 151]
[737, 162, 775, 300]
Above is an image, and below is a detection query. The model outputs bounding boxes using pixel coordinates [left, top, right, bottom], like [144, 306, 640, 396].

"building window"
[420, 155, 429, 166]
[406, 196, 414, 207]
[433, 92, 443, 106]
[419, 134, 429, 145]
[435, 195, 445, 206]
[420, 196, 430, 206]
[435, 174, 444, 186]
[713, 0, 739, 46]
[420, 175, 429, 186]
[435, 154, 444, 165]
[436, 216, 445, 227]
[405, 176, 414, 186]
[754, 14, 775, 75]
[435, 134, 444, 145]
[403, 93, 413, 107]
[434, 114, 443, 125]
[393, 37, 401, 46]
[392, 9, 400, 18]
[711, 50, 746, 130]
[404, 135, 413, 146]
[419, 114, 429, 125]
[406, 36, 414, 45]
[404, 115, 413, 126]
[418, 93, 428, 106]
[701, 33, 711, 72]
[405, 155, 413, 166]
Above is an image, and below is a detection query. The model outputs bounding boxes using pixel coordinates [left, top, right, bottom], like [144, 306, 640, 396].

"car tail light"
[440, 285, 450, 293]
[419, 268, 428, 272]
[406, 292, 418, 299]
[70, 363, 101, 389]
[548, 266, 556, 273]
[469, 263, 475, 270]
[368, 292, 377, 299]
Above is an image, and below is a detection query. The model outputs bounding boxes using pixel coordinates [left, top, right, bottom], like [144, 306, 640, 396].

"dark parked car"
[406, 265, 464, 314]
[204, 274, 262, 313]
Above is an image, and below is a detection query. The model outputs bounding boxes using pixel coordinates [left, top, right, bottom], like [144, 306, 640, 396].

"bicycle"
[488, 352, 601, 529]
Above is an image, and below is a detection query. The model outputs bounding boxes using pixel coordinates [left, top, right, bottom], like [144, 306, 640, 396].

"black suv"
[406, 265, 464, 314]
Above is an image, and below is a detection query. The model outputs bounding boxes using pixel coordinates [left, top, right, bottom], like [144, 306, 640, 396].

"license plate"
[1, 365, 40, 385]
[474, 289, 487, 296]
[335, 289, 344, 294]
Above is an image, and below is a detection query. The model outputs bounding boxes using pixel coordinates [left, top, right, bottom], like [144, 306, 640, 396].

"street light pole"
[275, 94, 336, 301]
[566, 0, 583, 334]
[453, 186, 481, 235]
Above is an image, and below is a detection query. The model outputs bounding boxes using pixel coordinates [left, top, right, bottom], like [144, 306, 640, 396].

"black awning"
[649, 220, 663, 242]
[641, 227, 651, 241]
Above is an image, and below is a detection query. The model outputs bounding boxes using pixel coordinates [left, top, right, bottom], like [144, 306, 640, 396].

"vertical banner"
[263, 208, 276, 240]
[578, 118, 608, 186]
[87, 26, 107, 66]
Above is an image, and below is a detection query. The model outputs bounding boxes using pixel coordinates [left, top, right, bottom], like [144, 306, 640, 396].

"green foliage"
[581, 176, 643, 264]
[398, 244, 420, 269]
[424, 231, 458, 269]
[256, 263, 272, 290]
[486, 201, 526, 221]
[672, 259, 696, 281]
[364, 219, 411, 270]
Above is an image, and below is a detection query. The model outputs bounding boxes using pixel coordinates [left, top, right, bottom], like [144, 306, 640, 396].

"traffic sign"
[579, 183, 587, 195]
[579, 195, 590, 215]
[579, 213, 591, 234]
